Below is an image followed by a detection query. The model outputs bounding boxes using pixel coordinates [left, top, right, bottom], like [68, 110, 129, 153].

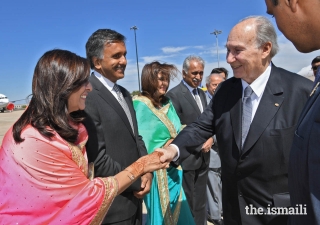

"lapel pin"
[275, 103, 279, 107]
[310, 82, 320, 97]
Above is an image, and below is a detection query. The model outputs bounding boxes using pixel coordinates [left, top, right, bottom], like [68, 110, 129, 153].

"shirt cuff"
[169, 144, 180, 161]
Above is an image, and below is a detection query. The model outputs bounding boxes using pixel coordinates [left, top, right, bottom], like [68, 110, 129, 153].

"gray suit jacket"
[172, 65, 312, 225]
[166, 81, 209, 170]
[83, 74, 147, 223]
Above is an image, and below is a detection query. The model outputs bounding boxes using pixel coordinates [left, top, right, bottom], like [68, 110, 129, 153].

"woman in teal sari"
[133, 61, 195, 225]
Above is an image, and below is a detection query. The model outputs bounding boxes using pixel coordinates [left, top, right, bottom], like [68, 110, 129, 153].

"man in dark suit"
[166, 55, 211, 225]
[84, 29, 151, 225]
[205, 71, 225, 225]
[158, 16, 312, 225]
[265, 0, 320, 224]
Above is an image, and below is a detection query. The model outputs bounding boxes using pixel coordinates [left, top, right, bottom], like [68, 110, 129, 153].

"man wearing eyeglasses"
[311, 56, 320, 79]
[166, 55, 210, 225]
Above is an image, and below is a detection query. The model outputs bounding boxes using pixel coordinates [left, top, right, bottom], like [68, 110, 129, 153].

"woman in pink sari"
[0, 49, 167, 224]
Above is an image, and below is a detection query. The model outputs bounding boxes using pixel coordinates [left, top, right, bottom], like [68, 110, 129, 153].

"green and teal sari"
[133, 96, 195, 225]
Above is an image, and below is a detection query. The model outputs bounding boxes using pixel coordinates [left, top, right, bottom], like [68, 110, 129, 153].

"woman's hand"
[125, 152, 169, 178]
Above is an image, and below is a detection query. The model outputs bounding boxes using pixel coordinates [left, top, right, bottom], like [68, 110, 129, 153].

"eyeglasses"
[312, 65, 319, 71]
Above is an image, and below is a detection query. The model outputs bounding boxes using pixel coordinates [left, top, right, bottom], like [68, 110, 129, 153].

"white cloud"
[141, 55, 176, 63]
[161, 46, 189, 53]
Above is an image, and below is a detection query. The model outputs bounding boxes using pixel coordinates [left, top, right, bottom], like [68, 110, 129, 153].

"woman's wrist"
[124, 161, 144, 180]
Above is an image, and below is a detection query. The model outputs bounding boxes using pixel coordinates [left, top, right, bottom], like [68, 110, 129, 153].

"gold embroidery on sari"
[68, 139, 88, 177]
[156, 169, 183, 225]
[133, 96, 177, 139]
[90, 177, 118, 225]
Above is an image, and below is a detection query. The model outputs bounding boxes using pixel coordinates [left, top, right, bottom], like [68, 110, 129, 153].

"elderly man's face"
[226, 19, 271, 84]
[183, 60, 204, 88]
[206, 74, 224, 96]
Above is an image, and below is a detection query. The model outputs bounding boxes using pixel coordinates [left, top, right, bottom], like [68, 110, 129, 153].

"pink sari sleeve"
[0, 126, 118, 225]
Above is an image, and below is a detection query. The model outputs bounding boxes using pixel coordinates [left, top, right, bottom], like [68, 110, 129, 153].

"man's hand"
[201, 137, 213, 153]
[133, 172, 153, 198]
[155, 145, 178, 163]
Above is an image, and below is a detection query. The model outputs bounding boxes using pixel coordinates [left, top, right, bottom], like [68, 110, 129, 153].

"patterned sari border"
[90, 177, 118, 225]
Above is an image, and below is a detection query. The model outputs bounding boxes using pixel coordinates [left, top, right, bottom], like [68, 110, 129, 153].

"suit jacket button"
[239, 192, 243, 197]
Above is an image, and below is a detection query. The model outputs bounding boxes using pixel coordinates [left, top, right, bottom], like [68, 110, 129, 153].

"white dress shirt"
[241, 63, 271, 122]
[94, 71, 118, 98]
[171, 63, 272, 161]
[182, 80, 204, 111]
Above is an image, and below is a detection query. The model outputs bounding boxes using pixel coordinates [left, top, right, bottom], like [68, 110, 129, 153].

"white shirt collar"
[94, 71, 116, 91]
[182, 80, 197, 93]
[241, 63, 272, 99]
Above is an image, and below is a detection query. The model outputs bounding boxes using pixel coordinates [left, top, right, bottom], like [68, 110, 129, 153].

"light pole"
[210, 29, 222, 67]
[130, 25, 141, 92]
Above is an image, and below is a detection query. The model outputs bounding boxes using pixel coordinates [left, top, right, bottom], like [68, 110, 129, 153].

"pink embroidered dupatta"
[0, 124, 118, 225]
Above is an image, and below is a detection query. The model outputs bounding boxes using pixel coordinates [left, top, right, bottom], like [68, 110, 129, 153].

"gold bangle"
[125, 170, 135, 181]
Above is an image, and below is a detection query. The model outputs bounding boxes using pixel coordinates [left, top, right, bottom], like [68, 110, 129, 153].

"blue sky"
[1, 0, 319, 102]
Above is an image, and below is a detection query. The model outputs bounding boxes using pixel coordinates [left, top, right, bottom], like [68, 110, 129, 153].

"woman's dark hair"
[13, 49, 90, 143]
[141, 61, 178, 108]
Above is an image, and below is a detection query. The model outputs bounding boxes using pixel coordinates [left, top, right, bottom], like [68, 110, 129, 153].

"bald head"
[226, 16, 276, 84]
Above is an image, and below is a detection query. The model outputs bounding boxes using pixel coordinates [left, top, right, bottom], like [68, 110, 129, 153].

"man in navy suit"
[158, 16, 312, 225]
[265, 0, 320, 224]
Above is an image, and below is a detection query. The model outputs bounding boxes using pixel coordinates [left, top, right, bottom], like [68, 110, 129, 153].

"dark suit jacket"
[172, 65, 312, 225]
[289, 78, 320, 224]
[83, 74, 147, 224]
[166, 81, 209, 170]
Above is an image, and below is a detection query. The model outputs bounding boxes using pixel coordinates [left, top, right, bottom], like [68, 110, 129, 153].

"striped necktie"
[113, 84, 134, 134]
[192, 89, 203, 113]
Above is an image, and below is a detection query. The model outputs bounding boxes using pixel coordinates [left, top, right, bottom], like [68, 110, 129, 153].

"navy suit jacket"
[172, 65, 312, 225]
[289, 77, 320, 224]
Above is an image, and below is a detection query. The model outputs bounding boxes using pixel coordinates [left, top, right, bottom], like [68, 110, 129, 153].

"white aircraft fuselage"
[0, 94, 11, 112]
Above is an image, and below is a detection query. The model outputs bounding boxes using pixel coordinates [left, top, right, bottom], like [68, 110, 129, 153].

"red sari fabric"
[0, 124, 118, 224]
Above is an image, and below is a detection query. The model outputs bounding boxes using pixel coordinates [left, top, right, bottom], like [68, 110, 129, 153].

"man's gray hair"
[86, 29, 126, 69]
[241, 16, 279, 58]
[205, 73, 224, 84]
[182, 55, 205, 73]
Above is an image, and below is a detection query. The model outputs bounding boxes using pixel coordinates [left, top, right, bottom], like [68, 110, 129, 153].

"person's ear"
[285, 0, 298, 12]
[182, 70, 187, 79]
[261, 42, 272, 59]
[92, 57, 101, 70]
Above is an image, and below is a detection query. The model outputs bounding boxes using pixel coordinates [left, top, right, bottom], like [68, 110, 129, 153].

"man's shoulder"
[167, 82, 183, 94]
[273, 65, 313, 87]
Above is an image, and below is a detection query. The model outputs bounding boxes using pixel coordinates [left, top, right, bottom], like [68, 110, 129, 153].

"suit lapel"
[180, 82, 202, 115]
[296, 82, 320, 127]
[90, 75, 135, 138]
[199, 89, 207, 109]
[242, 67, 284, 154]
[229, 79, 243, 151]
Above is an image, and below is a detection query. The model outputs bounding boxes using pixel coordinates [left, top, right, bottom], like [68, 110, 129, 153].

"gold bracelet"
[125, 170, 135, 181]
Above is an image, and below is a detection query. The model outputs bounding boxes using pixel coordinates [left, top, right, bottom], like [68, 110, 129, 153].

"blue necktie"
[242, 86, 253, 149]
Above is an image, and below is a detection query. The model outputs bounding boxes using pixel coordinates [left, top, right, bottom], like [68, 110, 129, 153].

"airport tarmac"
[0, 109, 214, 225]
[0, 110, 24, 145]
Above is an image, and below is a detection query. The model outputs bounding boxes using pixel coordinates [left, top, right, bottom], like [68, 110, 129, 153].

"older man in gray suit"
[205, 71, 225, 225]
